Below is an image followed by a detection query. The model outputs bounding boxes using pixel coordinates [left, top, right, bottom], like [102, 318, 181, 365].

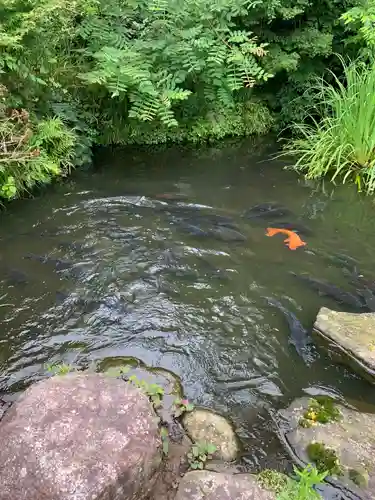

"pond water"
[1, 138, 375, 486]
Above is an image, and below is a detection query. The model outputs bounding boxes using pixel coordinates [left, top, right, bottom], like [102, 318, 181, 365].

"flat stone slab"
[280, 397, 375, 498]
[0, 373, 162, 500]
[314, 307, 375, 382]
[175, 471, 275, 500]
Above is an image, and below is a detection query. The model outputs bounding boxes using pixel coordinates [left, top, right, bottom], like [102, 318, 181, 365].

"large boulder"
[0, 373, 162, 500]
[314, 307, 375, 383]
[182, 408, 239, 461]
[279, 396, 375, 499]
[174, 471, 275, 500]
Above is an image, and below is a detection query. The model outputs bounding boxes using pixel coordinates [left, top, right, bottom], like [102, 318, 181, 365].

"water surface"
[1, 138, 374, 476]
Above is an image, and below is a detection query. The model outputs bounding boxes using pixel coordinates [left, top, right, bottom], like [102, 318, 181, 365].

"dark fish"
[243, 203, 293, 220]
[4, 269, 28, 285]
[266, 221, 313, 236]
[24, 253, 74, 272]
[160, 249, 178, 267]
[177, 222, 211, 237]
[209, 226, 246, 242]
[154, 193, 189, 201]
[265, 297, 310, 360]
[55, 291, 69, 304]
[291, 273, 365, 310]
[356, 288, 375, 312]
[194, 214, 239, 230]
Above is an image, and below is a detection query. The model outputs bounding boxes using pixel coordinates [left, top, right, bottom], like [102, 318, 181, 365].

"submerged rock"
[314, 307, 375, 383]
[175, 471, 275, 500]
[279, 396, 375, 498]
[182, 408, 239, 461]
[0, 373, 162, 500]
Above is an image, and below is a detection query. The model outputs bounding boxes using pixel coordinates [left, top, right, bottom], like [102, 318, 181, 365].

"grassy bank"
[0, 0, 372, 201]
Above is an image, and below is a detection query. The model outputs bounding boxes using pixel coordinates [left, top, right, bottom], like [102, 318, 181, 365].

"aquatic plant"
[173, 398, 195, 418]
[348, 468, 369, 488]
[276, 465, 327, 500]
[160, 427, 169, 456]
[299, 397, 342, 427]
[306, 442, 342, 476]
[128, 375, 165, 408]
[45, 362, 74, 375]
[187, 441, 217, 470]
[283, 58, 375, 195]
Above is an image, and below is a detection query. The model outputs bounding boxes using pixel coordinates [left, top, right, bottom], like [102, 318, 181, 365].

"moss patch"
[348, 468, 369, 488]
[299, 397, 342, 428]
[306, 442, 342, 476]
[257, 469, 289, 494]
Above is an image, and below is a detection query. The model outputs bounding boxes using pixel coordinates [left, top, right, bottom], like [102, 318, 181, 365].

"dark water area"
[1, 138, 375, 488]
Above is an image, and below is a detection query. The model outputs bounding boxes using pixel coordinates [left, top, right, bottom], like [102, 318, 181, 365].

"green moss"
[299, 397, 342, 427]
[348, 468, 369, 488]
[257, 469, 289, 494]
[306, 442, 342, 476]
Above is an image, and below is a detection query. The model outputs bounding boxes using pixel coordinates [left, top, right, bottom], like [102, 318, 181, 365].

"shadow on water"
[1, 137, 375, 494]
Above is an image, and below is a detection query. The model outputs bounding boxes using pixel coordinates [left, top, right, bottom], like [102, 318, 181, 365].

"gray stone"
[174, 471, 275, 500]
[314, 307, 375, 383]
[280, 396, 375, 498]
[0, 373, 162, 500]
[182, 408, 239, 461]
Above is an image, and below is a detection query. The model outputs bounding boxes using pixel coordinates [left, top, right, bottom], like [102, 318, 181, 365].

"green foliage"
[283, 58, 375, 194]
[173, 398, 194, 418]
[128, 375, 165, 408]
[160, 427, 169, 456]
[1, 0, 374, 197]
[258, 469, 289, 494]
[341, 0, 375, 58]
[276, 465, 327, 500]
[299, 397, 342, 427]
[45, 362, 74, 375]
[306, 442, 342, 476]
[187, 441, 217, 470]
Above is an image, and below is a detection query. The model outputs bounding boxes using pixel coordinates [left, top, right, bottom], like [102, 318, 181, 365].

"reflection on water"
[1, 138, 375, 476]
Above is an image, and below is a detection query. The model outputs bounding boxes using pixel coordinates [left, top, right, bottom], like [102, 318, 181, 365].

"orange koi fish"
[266, 227, 306, 250]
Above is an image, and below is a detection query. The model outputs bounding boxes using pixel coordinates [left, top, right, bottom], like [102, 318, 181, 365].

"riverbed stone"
[182, 408, 239, 461]
[0, 373, 162, 500]
[314, 307, 375, 383]
[175, 471, 276, 500]
[280, 396, 375, 498]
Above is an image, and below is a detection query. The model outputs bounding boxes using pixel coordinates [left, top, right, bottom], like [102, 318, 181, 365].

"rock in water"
[175, 471, 275, 500]
[0, 373, 162, 500]
[279, 396, 375, 498]
[314, 307, 375, 383]
[182, 408, 239, 461]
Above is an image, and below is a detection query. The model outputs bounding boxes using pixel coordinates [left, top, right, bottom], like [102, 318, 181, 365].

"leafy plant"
[299, 397, 342, 428]
[306, 442, 342, 476]
[128, 375, 164, 408]
[283, 58, 375, 194]
[187, 441, 217, 470]
[160, 427, 169, 456]
[277, 465, 327, 500]
[45, 362, 74, 375]
[173, 397, 194, 418]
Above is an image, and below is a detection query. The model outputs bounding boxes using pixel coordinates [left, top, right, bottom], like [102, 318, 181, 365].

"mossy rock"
[279, 397, 375, 498]
[257, 469, 289, 495]
[299, 396, 342, 428]
[97, 356, 183, 417]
